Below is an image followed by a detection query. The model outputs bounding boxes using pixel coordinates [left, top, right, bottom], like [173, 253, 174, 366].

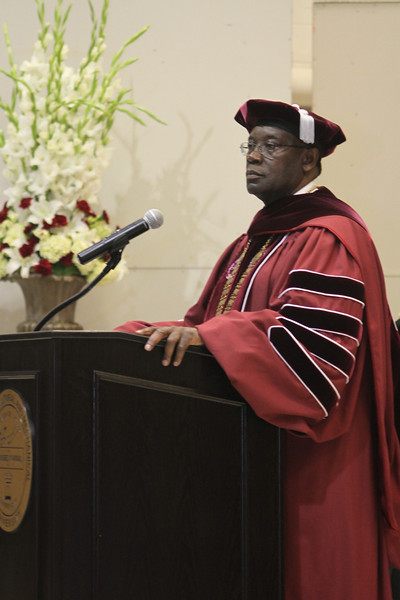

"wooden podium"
[0, 331, 284, 600]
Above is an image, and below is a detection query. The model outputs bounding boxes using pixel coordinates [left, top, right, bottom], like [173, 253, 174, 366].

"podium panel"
[0, 331, 284, 599]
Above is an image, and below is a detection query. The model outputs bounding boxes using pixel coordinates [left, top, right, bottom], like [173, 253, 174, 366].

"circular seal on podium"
[0, 389, 33, 533]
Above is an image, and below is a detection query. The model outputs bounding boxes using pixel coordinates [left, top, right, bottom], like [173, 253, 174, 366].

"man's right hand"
[136, 325, 204, 367]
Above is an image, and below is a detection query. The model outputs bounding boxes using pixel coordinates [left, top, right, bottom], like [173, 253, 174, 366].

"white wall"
[313, 1, 400, 320]
[292, 0, 313, 107]
[0, 0, 292, 332]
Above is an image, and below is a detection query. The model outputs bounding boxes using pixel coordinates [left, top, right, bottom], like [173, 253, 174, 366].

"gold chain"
[215, 235, 274, 315]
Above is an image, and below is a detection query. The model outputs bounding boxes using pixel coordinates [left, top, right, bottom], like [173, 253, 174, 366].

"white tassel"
[292, 104, 315, 144]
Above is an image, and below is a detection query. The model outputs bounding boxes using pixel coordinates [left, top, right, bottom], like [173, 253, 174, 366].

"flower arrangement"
[0, 0, 160, 283]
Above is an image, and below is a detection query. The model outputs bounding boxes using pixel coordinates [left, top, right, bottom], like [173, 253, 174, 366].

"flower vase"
[11, 274, 86, 332]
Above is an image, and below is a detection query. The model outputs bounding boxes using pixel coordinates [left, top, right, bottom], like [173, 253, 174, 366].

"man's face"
[245, 125, 309, 205]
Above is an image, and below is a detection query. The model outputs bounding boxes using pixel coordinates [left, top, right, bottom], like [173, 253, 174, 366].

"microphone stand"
[34, 247, 124, 332]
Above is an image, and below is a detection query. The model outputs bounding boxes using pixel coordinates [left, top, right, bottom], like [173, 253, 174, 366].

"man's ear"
[302, 147, 320, 172]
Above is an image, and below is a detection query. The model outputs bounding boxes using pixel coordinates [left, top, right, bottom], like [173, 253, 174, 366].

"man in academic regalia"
[116, 99, 400, 600]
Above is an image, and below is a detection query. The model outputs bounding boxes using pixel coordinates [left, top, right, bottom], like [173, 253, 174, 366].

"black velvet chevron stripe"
[269, 326, 338, 413]
[280, 305, 362, 339]
[285, 270, 365, 303]
[278, 317, 355, 376]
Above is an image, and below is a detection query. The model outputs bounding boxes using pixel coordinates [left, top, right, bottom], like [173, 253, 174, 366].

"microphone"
[77, 209, 164, 265]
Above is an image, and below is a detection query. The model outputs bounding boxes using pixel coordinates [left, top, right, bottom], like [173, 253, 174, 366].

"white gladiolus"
[26, 197, 63, 224]
[4, 248, 39, 278]
[0, 0, 160, 282]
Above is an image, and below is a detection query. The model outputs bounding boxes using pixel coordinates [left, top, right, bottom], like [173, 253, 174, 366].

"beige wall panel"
[0, 0, 292, 333]
[313, 1, 400, 317]
[316, 0, 398, 3]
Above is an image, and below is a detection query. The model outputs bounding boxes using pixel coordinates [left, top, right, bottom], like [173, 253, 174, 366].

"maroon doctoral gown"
[116, 187, 400, 600]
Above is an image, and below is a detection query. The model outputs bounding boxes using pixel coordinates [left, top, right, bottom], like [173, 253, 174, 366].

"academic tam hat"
[234, 99, 346, 157]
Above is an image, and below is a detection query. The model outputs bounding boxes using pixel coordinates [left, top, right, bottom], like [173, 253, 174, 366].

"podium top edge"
[0, 329, 212, 358]
[0, 329, 135, 341]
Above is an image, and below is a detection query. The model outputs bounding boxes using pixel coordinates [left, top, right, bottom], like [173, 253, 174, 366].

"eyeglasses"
[240, 141, 307, 160]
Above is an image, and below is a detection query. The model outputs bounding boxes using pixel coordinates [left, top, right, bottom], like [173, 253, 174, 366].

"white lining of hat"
[292, 104, 315, 144]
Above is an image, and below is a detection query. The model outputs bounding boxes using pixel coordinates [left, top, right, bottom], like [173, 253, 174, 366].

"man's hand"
[136, 325, 204, 367]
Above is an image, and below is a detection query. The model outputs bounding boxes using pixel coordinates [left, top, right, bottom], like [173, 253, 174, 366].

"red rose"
[60, 252, 73, 266]
[102, 209, 110, 224]
[0, 242, 9, 252]
[19, 237, 37, 258]
[19, 197, 32, 209]
[24, 224, 36, 235]
[42, 214, 68, 230]
[76, 200, 96, 217]
[0, 203, 8, 224]
[19, 244, 33, 258]
[34, 259, 53, 276]
[52, 214, 68, 228]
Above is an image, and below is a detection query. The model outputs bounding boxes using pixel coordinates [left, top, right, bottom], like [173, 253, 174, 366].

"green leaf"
[52, 262, 81, 277]
[110, 25, 150, 68]
[134, 104, 166, 125]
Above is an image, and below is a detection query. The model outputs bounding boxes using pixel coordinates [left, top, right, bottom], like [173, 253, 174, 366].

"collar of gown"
[247, 186, 367, 236]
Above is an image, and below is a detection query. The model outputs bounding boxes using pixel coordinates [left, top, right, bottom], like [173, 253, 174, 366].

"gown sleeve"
[195, 227, 366, 439]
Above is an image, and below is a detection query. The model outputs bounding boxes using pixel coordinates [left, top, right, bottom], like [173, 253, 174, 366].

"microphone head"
[143, 209, 163, 230]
